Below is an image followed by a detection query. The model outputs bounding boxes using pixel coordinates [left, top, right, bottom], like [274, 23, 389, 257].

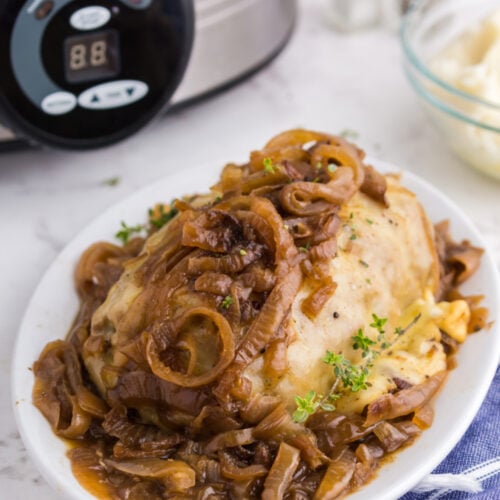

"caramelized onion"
[311, 143, 365, 188]
[235, 210, 276, 252]
[219, 451, 268, 480]
[240, 395, 281, 425]
[239, 168, 290, 193]
[373, 421, 411, 453]
[262, 442, 301, 500]
[365, 371, 447, 426]
[313, 449, 356, 500]
[250, 196, 298, 265]
[147, 307, 235, 387]
[33, 340, 93, 438]
[412, 403, 434, 429]
[238, 266, 276, 292]
[310, 238, 338, 263]
[109, 370, 209, 415]
[262, 338, 288, 383]
[468, 306, 489, 333]
[448, 246, 484, 284]
[264, 129, 333, 150]
[187, 246, 263, 274]
[215, 266, 302, 399]
[194, 272, 233, 296]
[301, 280, 338, 319]
[204, 428, 256, 454]
[249, 146, 309, 172]
[189, 405, 241, 438]
[182, 210, 241, 253]
[103, 405, 185, 458]
[360, 165, 387, 205]
[74, 242, 126, 296]
[288, 433, 329, 470]
[105, 458, 196, 492]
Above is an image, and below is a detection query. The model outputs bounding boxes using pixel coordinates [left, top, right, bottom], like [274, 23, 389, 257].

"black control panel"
[0, 0, 193, 149]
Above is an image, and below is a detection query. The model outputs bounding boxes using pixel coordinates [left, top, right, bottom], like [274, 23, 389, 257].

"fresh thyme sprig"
[293, 390, 340, 423]
[292, 313, 421, 423]
[322, 351, 370, 392]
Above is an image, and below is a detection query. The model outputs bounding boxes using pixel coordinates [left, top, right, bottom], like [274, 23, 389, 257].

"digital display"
[64, 30, 120, 84]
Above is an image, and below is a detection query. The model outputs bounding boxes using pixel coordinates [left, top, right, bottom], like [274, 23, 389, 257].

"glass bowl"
[401, 0, 500, 179]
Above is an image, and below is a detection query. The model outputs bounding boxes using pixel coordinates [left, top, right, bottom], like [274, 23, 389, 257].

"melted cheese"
[244, 177, 468, 413]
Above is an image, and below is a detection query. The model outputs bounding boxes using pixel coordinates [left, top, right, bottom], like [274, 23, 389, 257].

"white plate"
[12, 159, 500, 500]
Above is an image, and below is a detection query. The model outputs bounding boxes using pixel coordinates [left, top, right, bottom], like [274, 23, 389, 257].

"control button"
[70, 6, 111, 31]
[41, 92, 77, 115]
[78, 81, 149, 110]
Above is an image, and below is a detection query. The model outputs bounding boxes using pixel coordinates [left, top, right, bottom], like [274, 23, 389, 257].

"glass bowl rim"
[401, 0, 500, 112]
[405, 65, 500, 133]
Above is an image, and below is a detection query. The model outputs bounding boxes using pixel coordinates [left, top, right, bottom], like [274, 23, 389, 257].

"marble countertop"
[1, 1, 499, 498]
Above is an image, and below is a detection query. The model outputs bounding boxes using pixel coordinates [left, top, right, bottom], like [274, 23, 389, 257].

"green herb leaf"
[299, 241, 311, 253]
[292, 408, 309, 423]
[263, 157, 276, 173]
[320, 402, 336, 412]
[293, 391, 319, 422]
[359, 259, 369, 268]
[370, 314, 387, 335]
[149, 202, 178, 229]
[323, 350, 340, 365]
[339, 129, 359, 140]
[115, 221, 145, 244]
[352, 329, 377, 356]
[221, 295, 234, 309]
[102, 176, 121, 187]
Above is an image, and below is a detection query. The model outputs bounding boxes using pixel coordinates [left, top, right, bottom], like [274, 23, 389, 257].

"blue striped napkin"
[402, 365, 500, 500]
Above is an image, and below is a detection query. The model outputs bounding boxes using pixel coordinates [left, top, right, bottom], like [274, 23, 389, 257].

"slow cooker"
[0, 0, 296, 150]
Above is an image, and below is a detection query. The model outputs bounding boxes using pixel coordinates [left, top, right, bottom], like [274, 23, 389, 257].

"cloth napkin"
[401, 365, 500, 500]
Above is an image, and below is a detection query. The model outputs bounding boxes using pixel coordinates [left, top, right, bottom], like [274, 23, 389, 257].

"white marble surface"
[1, 1, 499, 498]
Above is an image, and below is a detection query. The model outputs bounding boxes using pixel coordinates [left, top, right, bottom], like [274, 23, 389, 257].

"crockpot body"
[0, 0, 296, 150]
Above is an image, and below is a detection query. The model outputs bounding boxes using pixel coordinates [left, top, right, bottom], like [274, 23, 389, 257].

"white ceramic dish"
[12, 159, 500, 500]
